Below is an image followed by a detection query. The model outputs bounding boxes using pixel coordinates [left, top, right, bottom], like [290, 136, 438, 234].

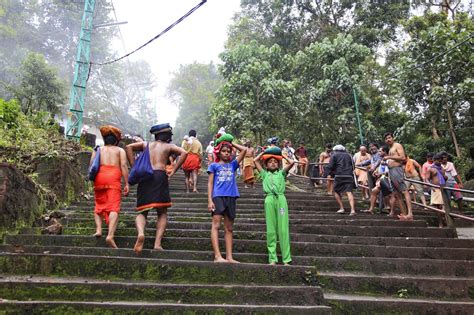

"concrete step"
[317, 271, 474, 300]
[72, 201, 343, 211]
[20, 227, 473, 248]
[0, 276, 325, 306]
[62, 207, 437, 220]
[0, 301, 331, 314]
[325, 293, 474, 314]
[0, 253, 318, 286]
[3, 245, 472, 277]
[57, 214, 429, 227]
[60, 219, 457, 238]
[5, 235, 472, 260]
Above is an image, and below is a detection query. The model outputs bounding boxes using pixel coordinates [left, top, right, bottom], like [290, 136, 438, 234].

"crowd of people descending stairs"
[89, 124, 465, 264]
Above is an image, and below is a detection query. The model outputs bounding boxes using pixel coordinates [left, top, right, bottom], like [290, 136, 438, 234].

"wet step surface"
[1, 173, 473, 314]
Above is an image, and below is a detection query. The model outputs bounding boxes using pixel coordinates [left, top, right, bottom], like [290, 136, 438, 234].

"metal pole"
[66, 0, 96, 141]
[353, 87, 364, 145]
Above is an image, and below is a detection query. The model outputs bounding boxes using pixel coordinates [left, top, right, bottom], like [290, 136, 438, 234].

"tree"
[236, 0, 411, 52]
[392, 12, 473, 157]
[167, 62, 222, 144]
[213, 42, 295, 144]
[12, 52, 66, 116]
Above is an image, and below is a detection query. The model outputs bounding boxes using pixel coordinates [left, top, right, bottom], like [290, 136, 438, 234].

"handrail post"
[440, 184, 455, 228]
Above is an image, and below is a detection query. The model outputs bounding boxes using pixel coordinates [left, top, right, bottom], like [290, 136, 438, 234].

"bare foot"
[105, 236, 118, 248]
[93, 232, 102, 238]
[214, 257, 227, 263]
[193, 189, 199, 193]
[269, 262, 276, 266]
[349, 212, 356, 216]
[134, 234, 145, 254]
[227, 258, 240, 264]
[399, 215, 413, 221]
[153, 246, 164, 251]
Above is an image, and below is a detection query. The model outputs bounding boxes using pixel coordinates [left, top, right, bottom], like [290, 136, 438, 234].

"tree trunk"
[431, 116, 440, 140]
[446, 105, 461, 157]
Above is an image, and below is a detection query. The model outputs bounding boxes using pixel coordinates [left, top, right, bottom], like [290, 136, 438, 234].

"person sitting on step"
[207, 133, 247, 263]
[254, 146, 295, 266]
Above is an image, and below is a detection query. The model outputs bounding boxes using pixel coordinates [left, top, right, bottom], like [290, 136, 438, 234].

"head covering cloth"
[100, 125, 122, 140]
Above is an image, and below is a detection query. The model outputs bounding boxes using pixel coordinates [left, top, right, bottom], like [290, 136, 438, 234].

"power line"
[95, 69, 125, 127]
[396, 33, 473, 76]
[92, 0, 207, 66]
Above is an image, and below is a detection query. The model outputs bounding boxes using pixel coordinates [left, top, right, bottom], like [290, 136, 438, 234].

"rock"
[33, 156, 85, 204]
[0, 163, 45, 230]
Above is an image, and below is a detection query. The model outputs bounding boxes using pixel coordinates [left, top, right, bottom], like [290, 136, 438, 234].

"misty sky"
[111, 0, 241, 126]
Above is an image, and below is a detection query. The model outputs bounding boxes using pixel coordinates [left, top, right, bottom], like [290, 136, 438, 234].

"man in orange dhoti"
[242, 140, 255, 188]
[91, 125, 129, 248]
[181, 130, 203, 193]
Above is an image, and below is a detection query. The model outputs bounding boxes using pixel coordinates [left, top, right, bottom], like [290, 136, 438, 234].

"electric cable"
[92, 0, 207, 66]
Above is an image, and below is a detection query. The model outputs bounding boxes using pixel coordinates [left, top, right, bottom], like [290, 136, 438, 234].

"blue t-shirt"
[207, 159, 240, 198]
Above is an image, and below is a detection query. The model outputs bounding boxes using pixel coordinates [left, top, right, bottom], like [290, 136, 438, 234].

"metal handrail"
[302, 162, 474, 227]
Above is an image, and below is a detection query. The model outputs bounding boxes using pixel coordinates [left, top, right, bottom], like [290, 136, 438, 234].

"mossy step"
[317, 271, 474, 300]
[0, 301, 331, 314]
[64, 206, 358, 217]
[61, 219, 456, 238]
[20, 227, 473, 248]
[3, 245, 473, 277]
[0, 277, 325, 305]
[325, 293, 474, 315]
[92, 196, 338, 204]
[73, 201, 342, 211]
[0, 253, 319, 286]
[5, 235, 473, 260]
[58, 214, 428, 227]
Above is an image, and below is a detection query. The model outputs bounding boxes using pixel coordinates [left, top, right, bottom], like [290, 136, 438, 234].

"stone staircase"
[1, 172, 473, 313]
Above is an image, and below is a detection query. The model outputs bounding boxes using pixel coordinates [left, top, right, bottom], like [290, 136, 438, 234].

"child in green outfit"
[254, 148, 295, 265]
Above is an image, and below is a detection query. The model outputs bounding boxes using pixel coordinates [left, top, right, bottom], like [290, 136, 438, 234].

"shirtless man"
[91, 126, 129, 249]
[126, 123, 187, 254]
[383, 132, 413, 221]
[319, 144, 333, 195]
[428, 153, 448, 227]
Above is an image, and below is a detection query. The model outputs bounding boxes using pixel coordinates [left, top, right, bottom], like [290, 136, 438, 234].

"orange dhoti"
[94, 165, 122, 224]
[243, 156, 255, 184]
[182, 153, 201, 171]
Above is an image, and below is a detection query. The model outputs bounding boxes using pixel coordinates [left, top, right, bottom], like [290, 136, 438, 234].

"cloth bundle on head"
[100, 125, 122, 140]
[261, 146, 283, 161]
[150, 123, 172, 135]
[267, 137, 279, 145]
[215, 133, 234, 146]
[333, 144, 346, 152]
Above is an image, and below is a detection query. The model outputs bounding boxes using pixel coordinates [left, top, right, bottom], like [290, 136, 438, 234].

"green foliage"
[389, 12, 473, 158]
[214, 41, 295, 144]
[11, 52, 66, 115]
[0, 98, 20, 128]
[0, 98, 81, 173]
[167, 62, 222, 144]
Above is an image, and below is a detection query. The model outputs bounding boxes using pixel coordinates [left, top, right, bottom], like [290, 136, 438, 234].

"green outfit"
[260, 169, 292, 264]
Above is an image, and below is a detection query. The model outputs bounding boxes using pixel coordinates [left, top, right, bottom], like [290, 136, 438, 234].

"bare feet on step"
[227, 258, 240, 264]
[105, 236, 118, 248]
[214, 257, 227, 263]
[134, 234, 145, 254]
[93, 232, 102, 238]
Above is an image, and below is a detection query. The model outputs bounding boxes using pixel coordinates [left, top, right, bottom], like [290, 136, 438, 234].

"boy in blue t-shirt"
[207, 140, 247, 263]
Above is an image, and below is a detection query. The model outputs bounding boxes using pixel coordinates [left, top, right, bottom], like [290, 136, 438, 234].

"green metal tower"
[66, 0, 96, 140]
